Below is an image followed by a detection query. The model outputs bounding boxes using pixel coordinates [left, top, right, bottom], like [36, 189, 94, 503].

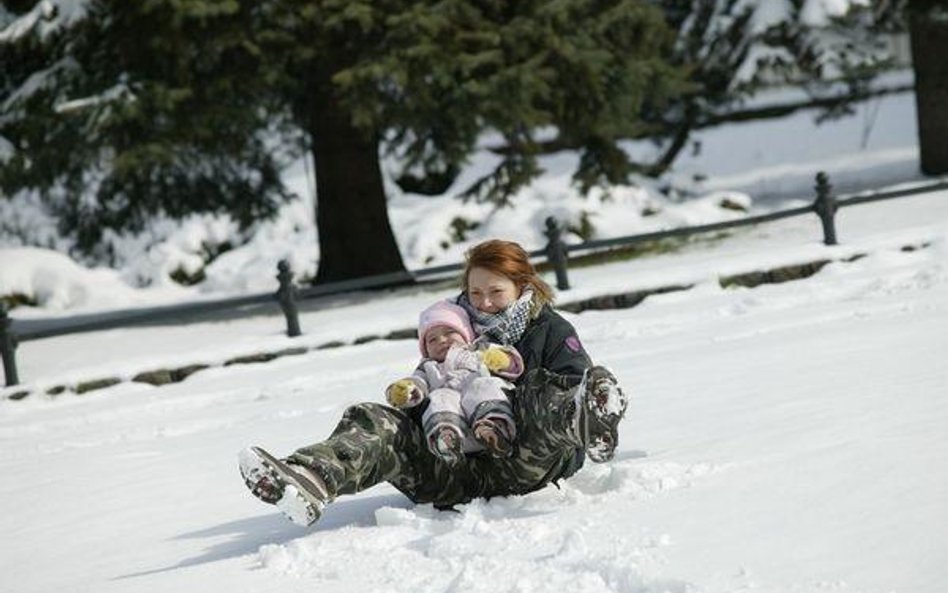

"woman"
[239, 239, 627, 526]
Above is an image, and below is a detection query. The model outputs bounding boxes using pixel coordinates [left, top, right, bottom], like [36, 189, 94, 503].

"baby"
[385, 300, 523, 465]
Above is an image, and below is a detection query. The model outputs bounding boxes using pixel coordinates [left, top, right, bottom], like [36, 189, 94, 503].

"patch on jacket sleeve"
[564, 335, 583, 353]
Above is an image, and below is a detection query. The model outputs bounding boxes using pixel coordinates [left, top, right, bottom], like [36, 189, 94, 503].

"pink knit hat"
[417, 300, 475, 357]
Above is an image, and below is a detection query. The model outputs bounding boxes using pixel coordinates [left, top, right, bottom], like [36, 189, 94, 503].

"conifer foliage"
[254, 0, 688, 282]
[1, 1, 289, 260]
[649, 0, 906, 174]
[1, 0, 687, 281]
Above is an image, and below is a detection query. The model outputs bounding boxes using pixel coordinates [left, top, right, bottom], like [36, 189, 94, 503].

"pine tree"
[0, 1, 290, 258]
[3, 1, 687, 281]
[249, 0, 688, 282]
[649, 0, 906, 174]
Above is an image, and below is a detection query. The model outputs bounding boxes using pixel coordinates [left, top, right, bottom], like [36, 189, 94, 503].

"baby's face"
[425, 326, 467, 361]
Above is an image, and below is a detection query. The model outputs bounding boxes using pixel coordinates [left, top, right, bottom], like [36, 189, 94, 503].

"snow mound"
[0, 247, 191, 314]
[256, 457, 716, 592]
[563, 459, 719, 499]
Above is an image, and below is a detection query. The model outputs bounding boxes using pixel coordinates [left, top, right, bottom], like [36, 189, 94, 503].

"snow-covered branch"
[0, 0, 88, 43]
[53, 82, 134, 115]
[1, 57, 79, 113]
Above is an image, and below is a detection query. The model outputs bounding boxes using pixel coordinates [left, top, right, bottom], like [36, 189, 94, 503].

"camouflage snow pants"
[287, 369, 584, 507]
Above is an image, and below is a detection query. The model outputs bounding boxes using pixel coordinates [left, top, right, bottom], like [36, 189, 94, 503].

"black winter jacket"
[512, 305, 592, 386]
[512, 304, 592, 479]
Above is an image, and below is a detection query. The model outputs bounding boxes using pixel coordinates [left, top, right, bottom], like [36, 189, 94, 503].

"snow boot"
[472, 417, 514, 458]
[238, 446, 331, 527]
[429, 426, 465, 466]
[574, 366, 628, 463]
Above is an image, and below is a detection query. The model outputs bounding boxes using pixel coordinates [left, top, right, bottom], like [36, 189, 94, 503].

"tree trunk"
[645, 101, 697, 177]
[908, 2, 948, 175]
[308, 97, 407, 284]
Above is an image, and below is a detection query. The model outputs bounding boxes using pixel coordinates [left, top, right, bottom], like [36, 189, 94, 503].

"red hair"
[462, 240, 554, 304]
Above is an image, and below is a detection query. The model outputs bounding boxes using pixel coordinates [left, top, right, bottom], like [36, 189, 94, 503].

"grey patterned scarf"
[458, 288, 535, 346]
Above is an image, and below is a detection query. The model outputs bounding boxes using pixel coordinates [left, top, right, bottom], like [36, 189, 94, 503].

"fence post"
[0, 303, 20, 387]
[544, 216, 571, 290]
[275, 260, 302, 337]
[813, 171, 839, 245]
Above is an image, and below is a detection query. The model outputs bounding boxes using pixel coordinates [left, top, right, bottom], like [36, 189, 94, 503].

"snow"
[741, 0, 794, 36]
[1, 185, 947, 593]
[1, 36, 944, 593]
[726, 0, 887, 90]
[0, 57, 77, 112]
[668, 85, 919, 201]
[53, 82, 132, 114]
[0, 0, 88, 43]
[732, 44, 797, 88]
[0, 247, 195, 313]
[800, 0, 869, 27]
[0, 134, 12, 163]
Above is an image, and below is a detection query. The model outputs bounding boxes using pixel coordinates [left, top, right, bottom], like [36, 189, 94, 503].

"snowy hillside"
[1, 188, 946, 593]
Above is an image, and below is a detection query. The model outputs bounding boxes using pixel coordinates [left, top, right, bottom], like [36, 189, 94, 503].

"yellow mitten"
[386, 379, 417, 407]
[481, 347, 511, 373]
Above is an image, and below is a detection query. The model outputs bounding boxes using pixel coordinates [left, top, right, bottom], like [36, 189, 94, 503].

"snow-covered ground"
[1, 188, 946, 593]
[2, 65, 945, 593]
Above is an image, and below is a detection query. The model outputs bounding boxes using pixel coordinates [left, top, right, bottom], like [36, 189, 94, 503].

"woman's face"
[467, 266, 521, 314]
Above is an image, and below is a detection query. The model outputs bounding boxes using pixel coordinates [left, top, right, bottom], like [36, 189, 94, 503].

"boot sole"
[238, 447, 327, 526]
[579, 367, 628, 463]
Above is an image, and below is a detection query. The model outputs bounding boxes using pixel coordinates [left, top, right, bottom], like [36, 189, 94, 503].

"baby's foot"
[473, 418, 514, 458]
[431, 426, 464, 466]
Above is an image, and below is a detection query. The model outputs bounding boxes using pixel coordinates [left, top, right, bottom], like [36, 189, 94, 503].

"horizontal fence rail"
[556, 205, 816, 255]
[13, 293, 276, 342]
[2, 172, 947, 388]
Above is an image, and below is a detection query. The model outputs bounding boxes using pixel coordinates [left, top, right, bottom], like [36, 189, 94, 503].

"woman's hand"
[479, 345, 525, 378]
[386, 379, 422, 408]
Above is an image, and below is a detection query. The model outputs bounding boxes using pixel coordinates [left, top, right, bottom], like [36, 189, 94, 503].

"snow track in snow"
[257, 457, 716, 593]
